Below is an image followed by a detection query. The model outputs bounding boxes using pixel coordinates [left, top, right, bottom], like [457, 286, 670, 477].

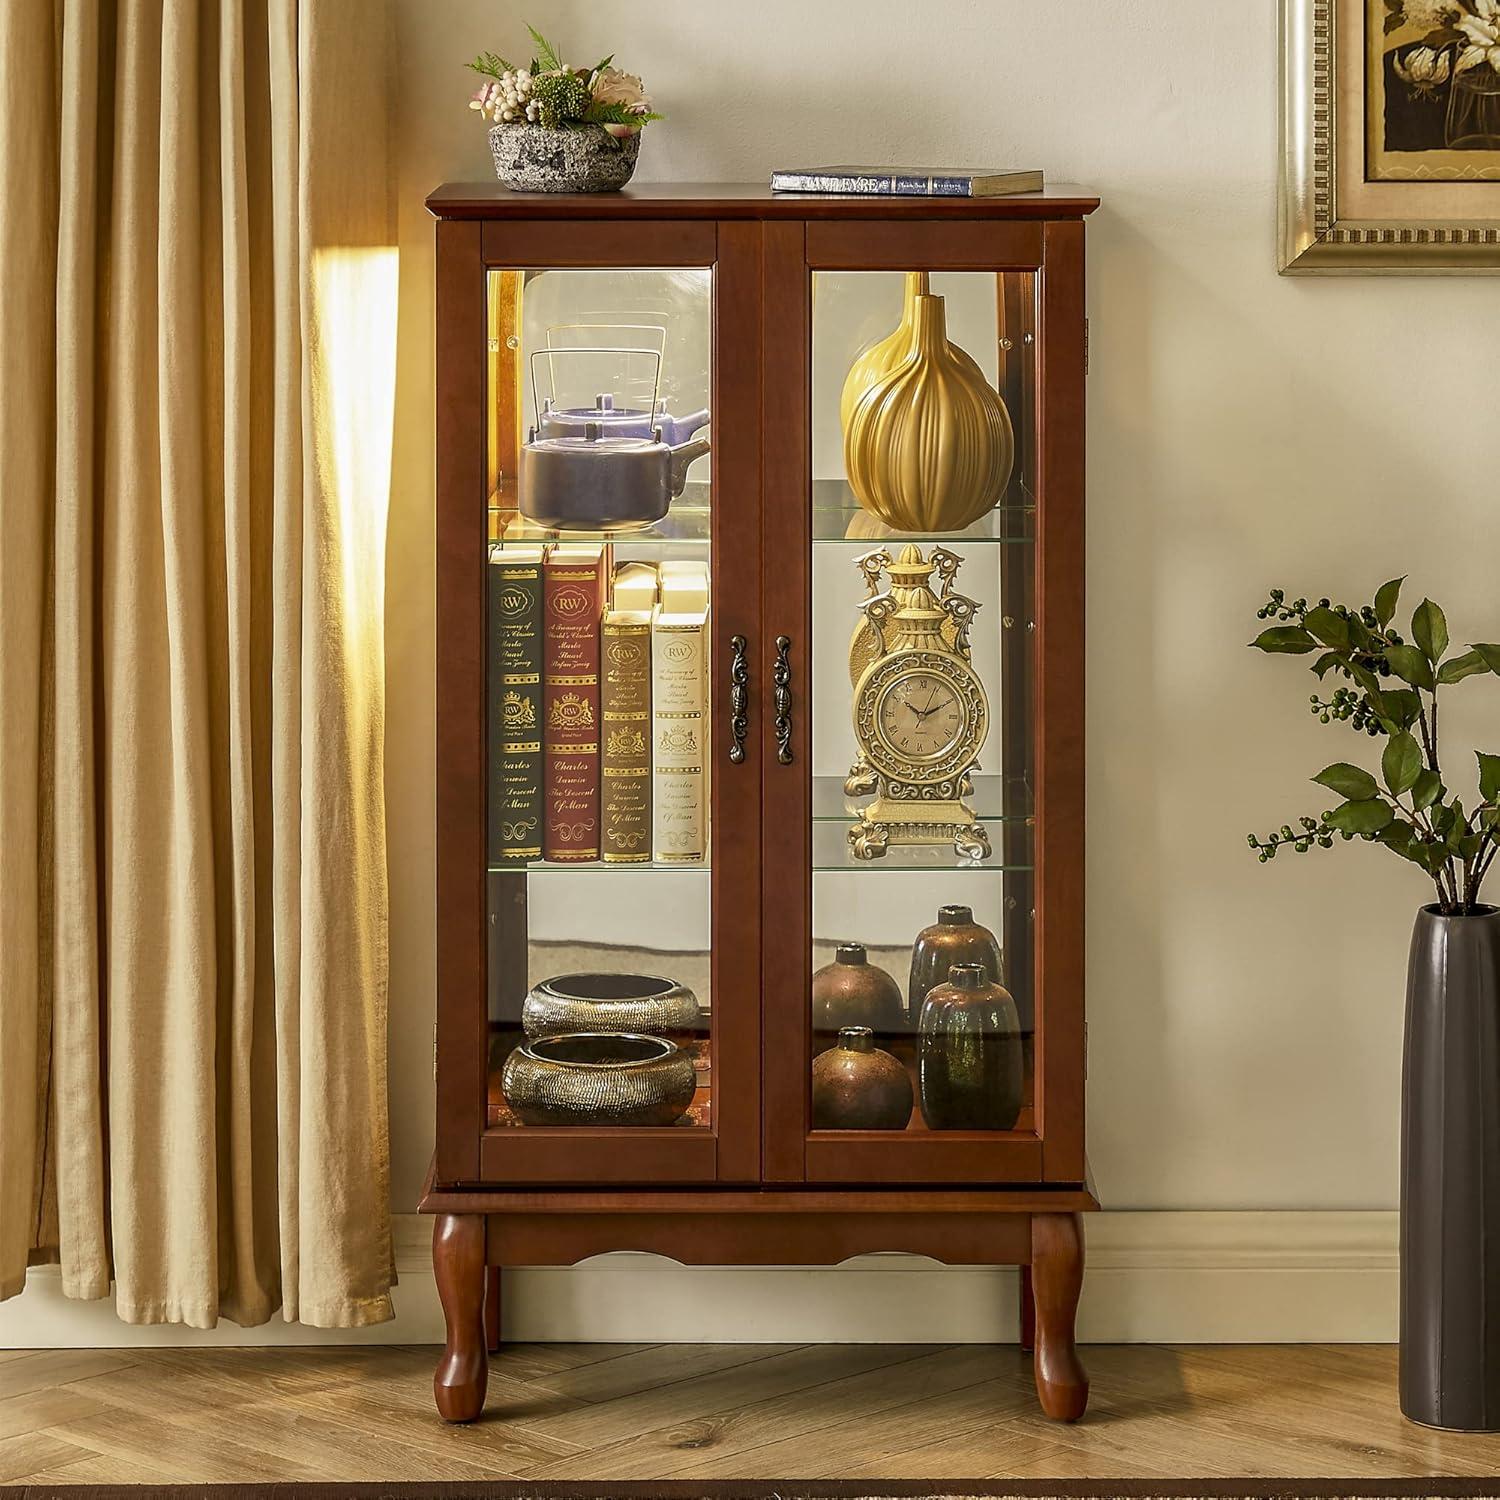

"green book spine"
[488, 548, 545, 865]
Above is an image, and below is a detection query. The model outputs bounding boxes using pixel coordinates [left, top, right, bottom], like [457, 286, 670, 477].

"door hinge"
[1084, 1020, 1089, 1081]
[1083, 316, 1090, 376]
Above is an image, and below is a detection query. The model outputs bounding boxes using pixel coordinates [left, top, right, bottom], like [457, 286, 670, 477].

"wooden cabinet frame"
[423, 182, 1099, 1427]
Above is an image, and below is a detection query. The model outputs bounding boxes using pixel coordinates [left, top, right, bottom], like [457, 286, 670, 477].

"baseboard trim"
[0, 1210, 1398, 1348]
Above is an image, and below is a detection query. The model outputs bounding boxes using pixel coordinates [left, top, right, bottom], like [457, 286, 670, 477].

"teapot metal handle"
[529, 346, 662, 425]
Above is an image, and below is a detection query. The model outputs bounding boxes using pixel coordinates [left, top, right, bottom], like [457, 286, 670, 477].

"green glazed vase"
[917, 962, 1024, 1131]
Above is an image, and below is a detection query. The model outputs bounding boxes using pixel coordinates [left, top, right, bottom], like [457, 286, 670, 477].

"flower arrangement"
[468, 25, 661, 144]
[1246, 578, 1500, 914]
[1387, 0, 1500, 87]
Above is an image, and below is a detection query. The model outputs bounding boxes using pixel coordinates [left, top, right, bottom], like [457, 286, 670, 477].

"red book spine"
[543, 548, 608, 861]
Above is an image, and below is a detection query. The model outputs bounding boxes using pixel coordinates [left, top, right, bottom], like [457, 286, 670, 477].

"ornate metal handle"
[773, 635, 793, 766]
[729, 634, 749, 764]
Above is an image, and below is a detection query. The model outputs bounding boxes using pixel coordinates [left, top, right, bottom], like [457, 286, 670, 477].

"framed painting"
[1280, 0, 1500, 271]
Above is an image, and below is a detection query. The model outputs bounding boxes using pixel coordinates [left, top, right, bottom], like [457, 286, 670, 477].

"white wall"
[387, 0, 1500, 1222]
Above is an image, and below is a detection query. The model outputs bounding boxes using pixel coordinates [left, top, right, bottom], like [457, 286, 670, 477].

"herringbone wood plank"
[4, 1342, 1500, 1483]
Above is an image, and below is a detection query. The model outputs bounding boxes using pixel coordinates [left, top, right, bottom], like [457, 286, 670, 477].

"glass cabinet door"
[762, 223, 1085, 1185]
[466, 226, 761, 1184]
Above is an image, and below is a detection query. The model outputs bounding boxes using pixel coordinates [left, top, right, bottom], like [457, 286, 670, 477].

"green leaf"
[1312, 650, 1346, 679]
[1386, 644, 1435, 691]
[1313, 762, 1379, 801]
[1349, 661, 1385, 699]
[527, 24, 563, 71]
[1412, 768, 1443, 812]
[1438, 649, 1489, 685]
[1380, 689, 1422, 730]
[1413, 599, 1449, 664]
[1448, 797, 1468, 850]
[1383, 732, 1423, 797]
[1417, 840, 1452, 876]
[1478, 752, 1500, 803]
[1374, 577, 1404, 629]
[1326, 799, 1396, 835]
[1305, 607, 1351, 649]
[1379, 822, 1415, 855]
[1250, 626, 1317, 654]
[1472, 644, 1500, 675]
[591, 54, 614, 75]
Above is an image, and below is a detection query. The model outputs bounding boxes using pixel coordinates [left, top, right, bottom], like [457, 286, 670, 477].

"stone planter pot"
[488, 122, 640, 193]
[1401, 903, 1500, 1429]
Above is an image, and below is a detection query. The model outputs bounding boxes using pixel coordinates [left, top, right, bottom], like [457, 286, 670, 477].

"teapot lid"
[526, 420, 664, 453]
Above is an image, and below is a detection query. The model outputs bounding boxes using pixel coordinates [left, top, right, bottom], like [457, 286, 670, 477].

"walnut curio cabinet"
[422, 183, 1098, 1424]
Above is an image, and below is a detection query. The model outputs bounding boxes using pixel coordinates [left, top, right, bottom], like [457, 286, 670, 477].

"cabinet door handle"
[729, 634, 749, 764]
[773, 635, 793, 765]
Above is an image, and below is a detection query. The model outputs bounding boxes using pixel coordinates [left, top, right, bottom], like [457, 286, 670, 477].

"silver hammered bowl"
[523, 973, 702, 1040]
[501, 1032, 697, 1128]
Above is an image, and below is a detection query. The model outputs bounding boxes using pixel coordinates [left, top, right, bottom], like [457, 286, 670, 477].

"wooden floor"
[2, 1343, 1499, 1485]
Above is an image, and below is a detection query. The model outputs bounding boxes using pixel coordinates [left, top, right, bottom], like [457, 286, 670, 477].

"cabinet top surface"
[426, 180, 1100, 220]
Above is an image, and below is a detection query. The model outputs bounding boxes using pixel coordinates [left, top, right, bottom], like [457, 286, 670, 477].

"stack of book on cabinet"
[487, 543, 710, 868]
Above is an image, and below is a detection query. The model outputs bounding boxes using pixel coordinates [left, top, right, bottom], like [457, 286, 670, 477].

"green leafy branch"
[467, 51, 515, 80]
[583, 100, 664, 129]
[1248, 578, 1500, 914]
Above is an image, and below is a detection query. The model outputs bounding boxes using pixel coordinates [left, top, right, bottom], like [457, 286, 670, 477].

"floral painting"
[1376, 0, 1500, 177]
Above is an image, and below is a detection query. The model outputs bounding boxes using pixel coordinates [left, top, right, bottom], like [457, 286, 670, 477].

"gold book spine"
[651, 604, 709, 865]
[601, 611, 652, 864]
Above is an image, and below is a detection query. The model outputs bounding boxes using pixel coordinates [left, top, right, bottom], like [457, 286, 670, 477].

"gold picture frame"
[1280, 0, 1500, 273]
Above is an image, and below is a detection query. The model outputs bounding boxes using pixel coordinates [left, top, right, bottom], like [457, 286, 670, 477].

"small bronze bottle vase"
[908, 904, 1003, 1024]
[811, 1026, 913, 1130]
[812, 943, 905, 1045]
[918, 963, 1024, 1131]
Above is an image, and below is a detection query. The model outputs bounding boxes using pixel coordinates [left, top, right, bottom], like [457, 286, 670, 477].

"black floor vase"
[1401, 904, 1500, 1429]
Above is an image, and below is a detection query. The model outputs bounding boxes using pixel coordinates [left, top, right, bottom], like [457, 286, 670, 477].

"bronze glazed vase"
[917, 963, 1024, 1131]
[908, 905, 1003, 1024]
[811, 1026, 913, 1130]
[812, 943, 905, 1044]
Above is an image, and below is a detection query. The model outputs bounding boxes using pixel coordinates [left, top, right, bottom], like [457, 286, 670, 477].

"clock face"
[853, 649, 987, 787]
[876, 670, 965, 762]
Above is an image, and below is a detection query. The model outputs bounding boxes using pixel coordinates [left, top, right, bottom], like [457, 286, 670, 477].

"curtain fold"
[0, 0, 394, 1328]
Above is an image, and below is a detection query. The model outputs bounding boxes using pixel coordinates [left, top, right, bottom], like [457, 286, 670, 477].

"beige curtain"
[0, 0, 395, 1327]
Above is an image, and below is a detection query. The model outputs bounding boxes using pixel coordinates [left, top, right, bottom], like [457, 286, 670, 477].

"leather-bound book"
[601, 561, 658, 864]
[651, 560, 711, 865]
[543, 543, 609, 862]
[487, 544, 547, 864]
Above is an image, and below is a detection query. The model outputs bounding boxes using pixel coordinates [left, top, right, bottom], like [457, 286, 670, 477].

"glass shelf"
[811, 480, 1034, 546]
[492, 496, 713, 550]
[489, 859, 712, 876]
[490, 479, 1035, 550]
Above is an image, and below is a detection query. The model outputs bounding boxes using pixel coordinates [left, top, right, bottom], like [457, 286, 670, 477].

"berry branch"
[1248, 579, 1500, 915]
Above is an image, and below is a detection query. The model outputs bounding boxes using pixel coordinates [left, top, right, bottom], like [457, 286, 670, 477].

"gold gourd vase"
[839, 273, 927, 435]
[843, 285, 1015, 534]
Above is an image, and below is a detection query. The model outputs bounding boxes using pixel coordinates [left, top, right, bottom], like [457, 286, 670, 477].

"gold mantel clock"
[844, 545, 990, 861]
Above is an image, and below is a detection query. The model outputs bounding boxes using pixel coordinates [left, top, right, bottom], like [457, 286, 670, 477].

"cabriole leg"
[1031, 1211, 1088, 1421]
[433, 1214, 488, 1422]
